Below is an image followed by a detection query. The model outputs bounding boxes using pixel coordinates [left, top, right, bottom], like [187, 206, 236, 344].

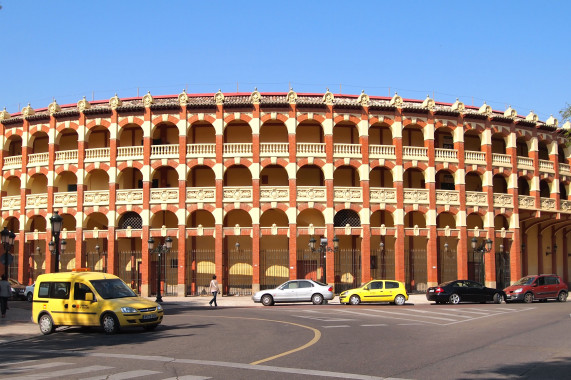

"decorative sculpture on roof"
[562, 121, 571, 130]
[286, 88, 297, 104]
[0, 108, 10, 121]
[48, 99, 61, 115]
[545, 115, 558, 127]
[77, 96, 91, 113]
[451, 98, 465, 113]
[389, 92, 403, 107]
[357, 90, 370, 107]
[142, 91, 154, 108]
[214, 89, 224, 105]
[178, 89, 189, 106]
[526, 110, 538, 123]
[504, 105, 517, 118]
[323, 88, 334, 105]
[22, 103, 35, 118]
[250, 88, 261, 104]
[478, 101, 492, 116]
[109, 94, 122, 110]
[421, 95, 435, 110]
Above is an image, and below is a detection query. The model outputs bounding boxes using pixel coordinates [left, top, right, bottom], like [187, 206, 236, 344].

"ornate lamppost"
[48, 211, 64, 273]
[1, 227, 16, 279]
[471, 237, 493, 284]
[308, 235, 339, 283]
[148, 236, 172, 303]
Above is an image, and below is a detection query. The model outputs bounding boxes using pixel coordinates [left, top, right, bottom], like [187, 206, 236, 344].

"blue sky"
[0, 1, 569, 121]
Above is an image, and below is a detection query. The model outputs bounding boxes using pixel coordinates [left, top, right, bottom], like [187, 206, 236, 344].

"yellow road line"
[195, 315, 321, 365]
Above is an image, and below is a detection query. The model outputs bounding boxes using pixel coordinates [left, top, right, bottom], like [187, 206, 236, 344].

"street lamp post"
[148, 236, 172, 303]
[49, 211, 63, 273]
[471, 237, 493, 285]
[1, 227, 15, 279]
[308, 235, 339, 283]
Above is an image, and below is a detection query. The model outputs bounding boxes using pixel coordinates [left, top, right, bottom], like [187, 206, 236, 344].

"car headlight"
[513, 288, 523, 293]
[121, 307, 138, 313]
[340, 292, 347, 297]
[156, 304, 163, 311]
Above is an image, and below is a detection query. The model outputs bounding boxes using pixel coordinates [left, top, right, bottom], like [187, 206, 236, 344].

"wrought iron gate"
[226, 248, 252, 296]
[87, 252, 106, 272]
[370, 248, 395, 280]
[468, 250, 484, 284]
[496, 252, 511, 290]
[260, 249, 289, 290]
[186, 249, 216, 296]
[296, 249, 324, 283]
[438, 249, 457, 284]
[150, 250, 178, 296]
[334, 249, 361, 293]
[405, 249, 428, 292]
[118, 251, 142, 294]
[59, 252, 76, 272]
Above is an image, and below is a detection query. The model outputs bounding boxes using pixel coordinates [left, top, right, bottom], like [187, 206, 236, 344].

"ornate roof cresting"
[545, 115, 558, 127]
[478, 101, 492, 116]
[142, 91, 154, 108]
[389, 92, 403, 107]
[22, 103, 35, 118]
[0, 107, 10, 121]
[525, 110, 538, 123]
[421, 94, 435, 110]
[250, 88, 261, 104]
[562, 121, 571, 130]
[77, 96, 91, 113]
[323, 88, 334, 105]
[214, 89, 224, 105]
[286, 88, 297, 104]
[504, 105, 517, 118]
[451, 98, 465, 113]
[109, 94, 122, 109]
[357, 90, 370, 107]
[48, 99, 61, 115]
[178, 89, 189, 106]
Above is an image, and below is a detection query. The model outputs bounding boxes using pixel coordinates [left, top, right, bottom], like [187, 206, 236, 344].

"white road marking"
[334, 309, 439, 325]
[402, 309, 473, 318]
[0, 362, 72, 374]
[4, 365, 112, 379]
[294, 315, 354, 322]
[81, 370, 160, 380]
[364, 308, 458, 322]
[162, 376, 211, 380]
[361, 324, 387, 327]
[323, 325, 351, 328]
[398, 323, 424, 326]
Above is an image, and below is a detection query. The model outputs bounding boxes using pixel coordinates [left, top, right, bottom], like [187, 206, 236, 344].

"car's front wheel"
[261, 294, 274, 306]
[394, 294, 406, 306]
[27, 292, 33, 302]
[523, 292, 534, 303]
[557, 291, 568, 302]
[349, 295, 361, 305]
[101, 313, 120, 335]
[39, 314, 55, 335]
[449, 293, 461, 304]
[493, 293, 504, 304]
[311, 293, 324, 305]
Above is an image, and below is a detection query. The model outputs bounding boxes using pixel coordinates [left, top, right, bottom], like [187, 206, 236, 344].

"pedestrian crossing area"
[0, 360, 210, 380]
[292, 306, 536, 327]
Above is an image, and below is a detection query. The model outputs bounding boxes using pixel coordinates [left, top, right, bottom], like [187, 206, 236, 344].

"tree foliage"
[560, 103, 571, 146]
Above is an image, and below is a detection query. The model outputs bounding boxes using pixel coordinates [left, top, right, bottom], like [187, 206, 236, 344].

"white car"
[25, 283, 35, 302]
[252, 279, 334, 306]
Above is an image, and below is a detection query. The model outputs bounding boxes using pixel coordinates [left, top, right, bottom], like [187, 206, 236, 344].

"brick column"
[107, 108, 118, 275]
[393, 110, 405, 283]
[324, 102, 335, 285]
[426, 115, 438, 287]
[288, 100, 297, 280]
[360, 105, 371, 284]
[46, 113, 56, 273]
[456, 116, 468, 280]
[251, 101, 260, 292]
[76, 112, 86, 269]
[141, 104, 152, 296]
[177, 105, 188, 295]
[507, 126, 521, 283]
[483, 119, 496, 287]
[19, 117, 30, 281]
[215, 101, 225, 292]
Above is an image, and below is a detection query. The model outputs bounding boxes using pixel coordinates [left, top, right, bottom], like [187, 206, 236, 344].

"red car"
[504, 274, 568, 303]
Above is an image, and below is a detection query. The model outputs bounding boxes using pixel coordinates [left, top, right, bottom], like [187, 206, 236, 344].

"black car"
[426, 280, 505, 304]
[9, 278, 26, 300]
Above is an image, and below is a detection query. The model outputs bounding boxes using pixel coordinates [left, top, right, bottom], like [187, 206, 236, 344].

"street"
[2, 298, 571, 379]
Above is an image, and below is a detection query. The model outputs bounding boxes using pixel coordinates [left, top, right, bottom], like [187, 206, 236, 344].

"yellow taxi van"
[32, 270, 163, 335]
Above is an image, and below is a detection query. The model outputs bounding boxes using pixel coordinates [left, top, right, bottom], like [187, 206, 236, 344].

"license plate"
[429, 289, 434, 292]
[142, 314, 157, 320]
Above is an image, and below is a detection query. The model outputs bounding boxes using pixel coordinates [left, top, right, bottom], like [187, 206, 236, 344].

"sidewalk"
[0, 294, 430, 343]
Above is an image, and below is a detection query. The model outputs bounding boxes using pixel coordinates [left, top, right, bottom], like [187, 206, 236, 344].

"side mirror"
[364, 286, 369, 291]
[85, 293, 94, 302]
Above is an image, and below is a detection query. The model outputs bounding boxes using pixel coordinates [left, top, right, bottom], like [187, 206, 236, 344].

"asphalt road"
[3, 300, 571, 379]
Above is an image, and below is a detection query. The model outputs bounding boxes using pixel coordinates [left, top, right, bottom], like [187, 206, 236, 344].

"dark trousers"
[0, 297, 7, 316]
[209, 291, 218, 306]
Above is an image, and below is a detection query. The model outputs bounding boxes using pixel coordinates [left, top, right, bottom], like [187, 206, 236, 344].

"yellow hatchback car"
[339, 279, 409, 305]
[33, 270, 163, 335]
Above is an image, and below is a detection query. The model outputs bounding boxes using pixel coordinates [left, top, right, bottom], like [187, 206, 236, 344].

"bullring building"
[1, 89, 570, 297]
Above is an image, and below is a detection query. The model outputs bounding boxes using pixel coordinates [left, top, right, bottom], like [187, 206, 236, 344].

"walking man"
[0, 274, 11, 318]
[208, 275, 220, 307]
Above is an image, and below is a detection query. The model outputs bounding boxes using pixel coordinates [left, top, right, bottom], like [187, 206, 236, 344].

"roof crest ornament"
[286, 88, 297, 104]
[478, 101, 492, 116]
[142, 91, 154, 108]
[109, 94, 122, 110]
[0, 107, 11, 121]
[357, 90, 370, 107]
[451, 98, 465, 113]
[504, 105, 517, 118]
[323, 88, 334, 105]
[545, 114, 558, 127]
[389, 92, 403, 107]
[77, 96, 91, 113]
[250, 87, 261, 104]
[48, 98, 61, 115]
[421, 94, 435, 110]
[214, 89, 224, 105]
[22, 103, 35, 118]
[178, 89, 189, 106]
[562, 121, 571, 130]
[525, 110, 538, 123]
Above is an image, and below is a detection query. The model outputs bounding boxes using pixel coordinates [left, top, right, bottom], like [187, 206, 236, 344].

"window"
[74, 282, 94, 301]
[545, 276, 559, 285]
[370, 281, 383, 290]
[170, 259, 178, 269]
[38, 282, 50, 298]
[536, 277, 545, 286]
[299, 281, 313, 288]
[385, 281, 400, 289]
[51, 282, 71, 299]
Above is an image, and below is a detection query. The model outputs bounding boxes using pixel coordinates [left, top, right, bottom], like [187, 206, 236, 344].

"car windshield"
[90, 279, 136, 299]
[9, 278, 22, 286]
[313, 281, 328, 287]
[514, 276, 535, 286]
